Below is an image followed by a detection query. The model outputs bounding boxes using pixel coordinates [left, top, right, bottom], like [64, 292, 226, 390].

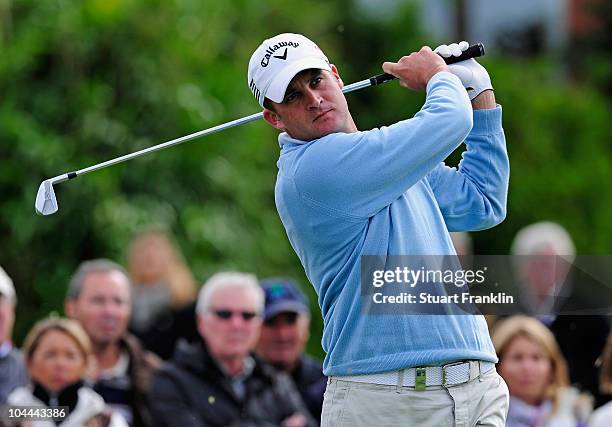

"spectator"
[65, 259, 160, 427]
[448, 232, 501, 330]
[0, 266, 27, 404]
[449, 231, 472, 256]
[6, 316, 127, 427]
[127, 227, 199, 359]
[511, 222, 610, 406]
[256, 278, 327, 423]
[492, 315, 592, 427]
[149, 272, 314, 427]
[590, 333, 612, 426]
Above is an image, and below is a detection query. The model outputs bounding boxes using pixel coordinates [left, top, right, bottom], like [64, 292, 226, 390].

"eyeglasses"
[211, 309, 258, 321]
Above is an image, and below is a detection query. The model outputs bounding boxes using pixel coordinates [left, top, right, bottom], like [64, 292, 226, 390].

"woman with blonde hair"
[127, 227, 198, 358]
[492, 315, 592, 427]
[6, 316, 127, 427]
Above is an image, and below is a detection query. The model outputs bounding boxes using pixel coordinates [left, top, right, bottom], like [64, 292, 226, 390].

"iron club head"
[35, 179, 59, 216]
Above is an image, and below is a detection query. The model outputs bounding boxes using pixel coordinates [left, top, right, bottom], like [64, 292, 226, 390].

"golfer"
[248, 33, 509, 426]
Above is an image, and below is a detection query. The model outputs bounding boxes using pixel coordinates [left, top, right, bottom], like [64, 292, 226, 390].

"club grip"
[370, 43, 485, 86]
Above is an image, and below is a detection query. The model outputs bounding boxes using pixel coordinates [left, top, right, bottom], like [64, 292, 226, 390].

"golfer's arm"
[471, 90, 495, 110]
[426, 105, 508, 231]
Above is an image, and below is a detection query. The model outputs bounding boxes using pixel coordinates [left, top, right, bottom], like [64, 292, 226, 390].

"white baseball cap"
[0, 266, 16, 304]
[248, 33, 332, 107]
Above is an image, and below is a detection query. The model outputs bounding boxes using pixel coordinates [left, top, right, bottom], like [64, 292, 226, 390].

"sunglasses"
[211, 309, 258, 321]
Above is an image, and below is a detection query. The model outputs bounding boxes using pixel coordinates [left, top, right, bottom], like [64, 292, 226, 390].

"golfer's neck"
[331, 113, 358, 136]
[346, 114, 358, 133]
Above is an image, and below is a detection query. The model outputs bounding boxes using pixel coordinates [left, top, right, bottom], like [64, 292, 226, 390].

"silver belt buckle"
[441, 361, 467, 387]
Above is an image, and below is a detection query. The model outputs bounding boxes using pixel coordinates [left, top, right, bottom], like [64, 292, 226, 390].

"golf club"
[35, 43, 485, 216]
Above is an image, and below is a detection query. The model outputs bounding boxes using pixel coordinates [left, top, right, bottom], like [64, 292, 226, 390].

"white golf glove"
[434, 41, 492, 100]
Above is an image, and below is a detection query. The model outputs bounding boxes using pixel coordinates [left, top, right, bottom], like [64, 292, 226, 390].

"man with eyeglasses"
[256, 279, 327, 425]
[149, 272, 314, 427]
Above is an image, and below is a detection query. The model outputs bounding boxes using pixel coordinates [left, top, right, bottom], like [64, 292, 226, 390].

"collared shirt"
[95, 350, 133, 425]
[0, 341, 12, 358]
[0, 343, 27, 404]
[99, 350, 130, 380]
[219, 356, 255, 401]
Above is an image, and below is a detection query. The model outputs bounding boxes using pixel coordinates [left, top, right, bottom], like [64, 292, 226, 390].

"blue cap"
[261, 278, 309, 321]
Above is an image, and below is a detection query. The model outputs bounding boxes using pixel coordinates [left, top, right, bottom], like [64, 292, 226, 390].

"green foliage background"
[1, 0, 611, 358]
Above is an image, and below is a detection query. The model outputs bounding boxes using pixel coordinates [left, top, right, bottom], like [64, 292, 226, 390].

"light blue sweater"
[275, 72, 509, 376]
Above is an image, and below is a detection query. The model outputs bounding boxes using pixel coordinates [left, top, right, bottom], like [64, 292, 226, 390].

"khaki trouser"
[321, 367, 509, 427]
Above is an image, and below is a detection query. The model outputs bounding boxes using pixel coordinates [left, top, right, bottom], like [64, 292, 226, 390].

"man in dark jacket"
[256, 279, 326, 424]
[149, 272, 313, 427]
[65, 259, 161, 427]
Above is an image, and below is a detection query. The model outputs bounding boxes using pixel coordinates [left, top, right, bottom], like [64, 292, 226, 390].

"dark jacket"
[549, 314, 610, 408]
[94, 334, 161, 427]
[148, 339, 314, 427]
[130, 302, 199, 360]
[511, 289, 611, 408]
[290, 355, 327, 425]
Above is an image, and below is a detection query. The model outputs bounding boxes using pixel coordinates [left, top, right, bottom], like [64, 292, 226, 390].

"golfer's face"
[268, 69, 351, 141]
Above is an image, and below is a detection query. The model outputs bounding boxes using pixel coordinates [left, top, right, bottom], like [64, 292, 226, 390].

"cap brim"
[265, 57, 332, 104]
[265, 301, 309, 320]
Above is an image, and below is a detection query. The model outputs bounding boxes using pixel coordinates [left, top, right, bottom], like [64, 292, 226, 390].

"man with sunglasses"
[256, 279, 327, 424]
[149, 272, 314, 427]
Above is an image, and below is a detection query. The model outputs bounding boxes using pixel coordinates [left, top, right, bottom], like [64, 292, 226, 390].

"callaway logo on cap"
[247, 33, 332, 107]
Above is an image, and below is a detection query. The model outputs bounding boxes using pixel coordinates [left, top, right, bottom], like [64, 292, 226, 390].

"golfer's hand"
[382, 46, 448, 91]
[434, 41, 493, 100]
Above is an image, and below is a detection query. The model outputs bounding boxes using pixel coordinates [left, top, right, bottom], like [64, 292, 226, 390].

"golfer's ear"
[330, 64, 344, 88]
[263, 109, 285, 130]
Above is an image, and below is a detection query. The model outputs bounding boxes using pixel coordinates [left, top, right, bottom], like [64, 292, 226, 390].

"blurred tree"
[0, 0, 341, 358]
[568, 0, 612, 95]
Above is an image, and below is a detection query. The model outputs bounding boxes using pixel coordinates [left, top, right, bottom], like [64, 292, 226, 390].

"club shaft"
[67, 111, 264, 180]
[54, 43, 484, 182]
[344, 43, 485, 93]
[342, 79, 374, 94]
